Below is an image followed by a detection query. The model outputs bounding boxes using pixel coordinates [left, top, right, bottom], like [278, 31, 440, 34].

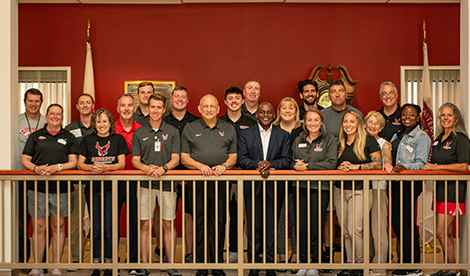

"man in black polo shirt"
[133, 81, 155, 126]
[132, 94, 181, 276]
[64, 93, 94, 270]
[298, 79, 323, 120]
[219, 86, 256, 263]
[181, 94, 237, 276]
[241, 79, 261, 122]
[377, 81, 402, 141]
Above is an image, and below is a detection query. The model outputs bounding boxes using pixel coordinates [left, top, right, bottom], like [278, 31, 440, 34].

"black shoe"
[320, 270, 335, 274]
[196, 270, 208, 276]
[20, 269, 32, 274]
[267, 270, 277, 276]
[104, 270, 112, 276]
[91, 269, 101, 276]
[153, 246, 168, 262]
[136, 269, 150, 276]
[249, 270, 259, 276]
[185, 253, 193, 263]
[352, 270, 363, 276]
[337, 270, 353, 276]
[212, 270, 226, 276]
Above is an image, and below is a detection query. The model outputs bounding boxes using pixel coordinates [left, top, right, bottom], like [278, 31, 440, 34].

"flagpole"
[87, 18, 90, 44]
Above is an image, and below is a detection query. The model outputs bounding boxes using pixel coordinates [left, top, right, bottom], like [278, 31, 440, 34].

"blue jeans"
[86, 191, 113, 261]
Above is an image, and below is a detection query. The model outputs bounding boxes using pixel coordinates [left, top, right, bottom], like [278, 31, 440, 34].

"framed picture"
[124, 81, 175, 114]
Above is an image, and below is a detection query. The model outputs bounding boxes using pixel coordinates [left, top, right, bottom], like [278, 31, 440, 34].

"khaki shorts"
[139, 188, 177, 221]
[28, 190, 74, 218]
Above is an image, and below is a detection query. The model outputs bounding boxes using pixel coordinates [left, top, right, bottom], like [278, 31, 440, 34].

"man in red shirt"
[115, 94, 142, 275]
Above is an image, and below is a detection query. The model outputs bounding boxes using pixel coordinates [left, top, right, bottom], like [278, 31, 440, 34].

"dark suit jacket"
[238, 124, 292, 196]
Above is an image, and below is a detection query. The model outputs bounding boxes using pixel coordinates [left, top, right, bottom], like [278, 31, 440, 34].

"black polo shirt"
[378, 104, 402, 142]
[132, 121, 180, 190]
[65, 119, 92, 144]
[23, 126, 79, 193]
[241, 103, 258, 122]
[335, 135, 380, 190]
[181, 118, 237, 167]
[133, 105, 149, 126]
[431, 132, 470, 203]
[219, 113, 257, 138]
[299, 103, 324, 121]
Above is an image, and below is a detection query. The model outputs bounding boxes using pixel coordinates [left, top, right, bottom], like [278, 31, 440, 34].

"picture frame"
[124, 80, 176, 114]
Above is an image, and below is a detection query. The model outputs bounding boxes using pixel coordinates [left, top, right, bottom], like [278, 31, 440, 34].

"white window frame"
[18, 66, 72, 125]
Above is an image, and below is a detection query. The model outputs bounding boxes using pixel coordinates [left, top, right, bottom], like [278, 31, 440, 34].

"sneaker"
[167, 269, 182, 276]
[91, 269, 101, 276]
[337, 270, 353, 276]
[406, 270, 423, 276]
[444, 271, 461, 276]
[28, 269, 44, 276]
[352, 270, 363, 276]
[50, 269, 62, 276]
[103, 270, 112, 276]
[429, 271, 446, 276]
[153, 246, 168, 262]
[185, 253, 193, 263]
[370, 270, 386, 276]
[294, 270, 308, 276]
[306, 270, 319, 276]
[212, 270, 226, 276]
[228, 252, 238, 263]
[392, 270, 408, 276]
[137, 269, 150, 276]
[320, 269, 334, 274]
[129, 270, 138, 275]
[67, 261, 80, 272]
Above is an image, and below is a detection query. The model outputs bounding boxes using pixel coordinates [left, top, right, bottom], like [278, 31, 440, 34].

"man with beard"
[298, 79, 323, 121]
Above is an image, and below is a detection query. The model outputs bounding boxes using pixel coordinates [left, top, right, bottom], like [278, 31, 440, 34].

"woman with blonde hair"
[334, 110, 382, 276]
[422, 103, 469, 276]
[274, 97, 302, 269]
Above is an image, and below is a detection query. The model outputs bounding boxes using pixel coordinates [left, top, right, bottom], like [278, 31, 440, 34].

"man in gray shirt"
[181, 94, 237, 276]
[17, 88, 47, 269]
[321, 80, 363, 140]
[132, 94, 181, 276]
[64, 93, 94, 270]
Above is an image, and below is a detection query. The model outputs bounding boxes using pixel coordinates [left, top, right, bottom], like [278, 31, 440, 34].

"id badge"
[155, 141, 161, 152]
[405, 144, 414, 153]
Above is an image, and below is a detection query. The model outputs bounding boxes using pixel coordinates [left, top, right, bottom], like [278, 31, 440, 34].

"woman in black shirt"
[422, 103, 469, 276]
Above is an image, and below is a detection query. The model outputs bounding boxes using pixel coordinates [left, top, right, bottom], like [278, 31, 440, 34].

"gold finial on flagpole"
[423, 20, 426, 44]
[87, 19, 90, 43]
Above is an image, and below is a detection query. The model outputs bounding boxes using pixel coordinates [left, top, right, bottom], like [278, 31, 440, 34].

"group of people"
[16, 78, 469, 276]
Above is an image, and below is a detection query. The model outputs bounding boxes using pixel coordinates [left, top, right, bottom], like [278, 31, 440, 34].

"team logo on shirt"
[162, 134, 168, 140]
[96, 141, 111, 156]
[443, 141, 452, 150]
[314, 142, 323, 152]
[392, 118, 401, 126]
[239, 125, 250, 129]
[38, 136, 46, 140]
[219, 131, 225, 137]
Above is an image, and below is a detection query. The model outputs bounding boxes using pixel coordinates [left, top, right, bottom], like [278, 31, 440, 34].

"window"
[18, 67, 71, 125]
[400, 65, 460, 123]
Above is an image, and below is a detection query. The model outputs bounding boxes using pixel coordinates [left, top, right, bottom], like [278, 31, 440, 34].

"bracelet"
[358, 164, 362, 170]
[33, 165, 36, 173]
[222, 164, 227, 168]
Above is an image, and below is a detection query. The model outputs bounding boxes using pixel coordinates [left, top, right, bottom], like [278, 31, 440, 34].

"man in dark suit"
[237, 102, 292, 276]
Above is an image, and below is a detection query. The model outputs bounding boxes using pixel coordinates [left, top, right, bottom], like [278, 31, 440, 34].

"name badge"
[155, 141, 161, 152]
[405, 144, 414, 153]
[57, 138, 67, 145]
[433, 141, 439, 146]
[70, 128, 82, 138]
[298, 143, 307, 148]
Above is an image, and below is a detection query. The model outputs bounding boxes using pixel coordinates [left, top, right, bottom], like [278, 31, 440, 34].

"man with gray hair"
[377, 81, 402, 141]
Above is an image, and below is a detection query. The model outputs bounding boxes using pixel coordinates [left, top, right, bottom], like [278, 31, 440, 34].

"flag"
[83, 41, 95, 98]
[417, 35, 434, 245]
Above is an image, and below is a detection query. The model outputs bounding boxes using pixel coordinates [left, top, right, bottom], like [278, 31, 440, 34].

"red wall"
[19, 3, 460, 121]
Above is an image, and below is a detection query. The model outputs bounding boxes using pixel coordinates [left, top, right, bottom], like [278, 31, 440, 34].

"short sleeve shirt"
[322, 105, 364, 141]
[17, 113, 47, 169]
[133, 105, 149, 126]
[378, 104, 402, 142]
[181, 118, 237, 167]
[23, 126, 79, 193]
[79, 133, 130, 193]
[335, 135, 380, 190]
[115, 120, 142, 170]
[65, 119, 93, 144]
[219, 113, 257, 138]
[132, 121, 180, 190]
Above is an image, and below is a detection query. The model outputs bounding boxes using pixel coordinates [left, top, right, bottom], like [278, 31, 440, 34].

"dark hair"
[224, 86, 243, 100]
[149, 94, 167, 105]
[171, 85, 188, 97]
[401, 103, 422, 127]
[329, 79, 345, 90]
[138, 81, 155, 92]
[76, 93, 94, 104]
[90, 108, 116, 135]
[46, 103, 63, 114]
[297, 79, 318, 93]
[24, 88, 43, 103]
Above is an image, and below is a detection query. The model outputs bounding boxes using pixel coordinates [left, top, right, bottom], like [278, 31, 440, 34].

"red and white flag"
[83, 41, 95, 98]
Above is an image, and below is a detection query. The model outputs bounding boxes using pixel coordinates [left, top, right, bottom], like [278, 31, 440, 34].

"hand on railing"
[293, 159, 308, 172]
[393, 164, 406, 173]
[257, 160, 271, 179]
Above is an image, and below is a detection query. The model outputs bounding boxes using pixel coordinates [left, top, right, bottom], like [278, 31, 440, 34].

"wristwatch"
[163, 165, 169, 173]
[57, 163, 63, 172]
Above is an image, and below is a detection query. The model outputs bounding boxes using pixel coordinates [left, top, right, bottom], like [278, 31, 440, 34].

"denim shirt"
[390, 125, 431, 170]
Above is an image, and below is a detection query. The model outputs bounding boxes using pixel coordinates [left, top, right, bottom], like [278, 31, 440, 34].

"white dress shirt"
[258, 123, 273, 160]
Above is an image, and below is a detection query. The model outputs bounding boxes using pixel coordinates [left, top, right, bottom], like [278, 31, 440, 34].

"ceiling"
[17, 0, 460, 4]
